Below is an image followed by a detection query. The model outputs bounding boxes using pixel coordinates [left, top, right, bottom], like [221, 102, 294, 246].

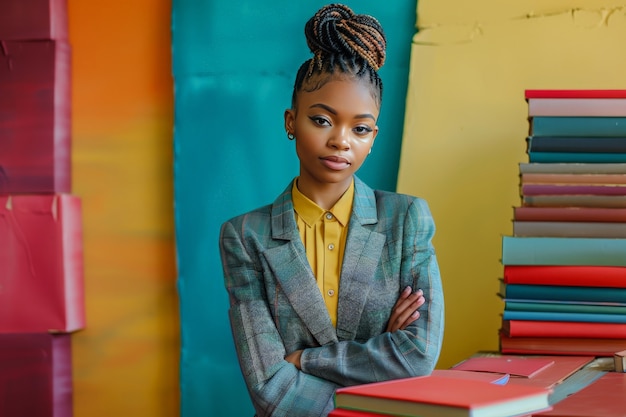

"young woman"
[219, 4, 444, 416]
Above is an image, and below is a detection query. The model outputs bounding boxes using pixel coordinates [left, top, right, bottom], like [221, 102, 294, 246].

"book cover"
[528, 151, 626, 163]
[329, 409, 393, 417]
[501, 236, 626, 266]
[0, 40, 71, 194]
[503, 265, 626, 289]
[522, 194, 626, 208]
[521, 184, 626, 196]
[499, 282, 626, 303]
[502, 310, 626, 324]
[504, 300, 626, 315]
[521, 173, 626, 185]
[499, 331, 626, 357]
[530, 117, 626, 137]
[0, 0, 68, 40]
[501, 320, 626, 339]
[432, 369, 510, 385]
[528, 98, 626, 117]
[527, 136, 626, 153]
[513, 221, 626, 238]
[451, 356, 555, 378]
[525, 90, 626, 99]
[519, 162, 626, 174]
[0, 333, 73, 417]
[513, 207, 626, 223]
[536, 372, 626, 417]
[0, 194, 85, 333]
[334, 374, 552, 417]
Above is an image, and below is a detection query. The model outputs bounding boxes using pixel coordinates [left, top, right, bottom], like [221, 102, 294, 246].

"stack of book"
[499, 89, 626, 356]
[0, 1, 84, 416]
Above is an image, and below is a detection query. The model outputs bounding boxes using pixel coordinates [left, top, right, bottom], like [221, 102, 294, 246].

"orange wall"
[68, 1, 179, 416]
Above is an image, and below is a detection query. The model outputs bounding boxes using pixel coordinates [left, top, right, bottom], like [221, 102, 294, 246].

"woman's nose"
[328, 128, 350, 150]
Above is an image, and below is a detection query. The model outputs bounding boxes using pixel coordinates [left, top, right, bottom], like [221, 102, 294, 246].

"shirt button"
[327, 289, 335, 297]
[325, 213, 333, 220]
[328, 243, 335, 250]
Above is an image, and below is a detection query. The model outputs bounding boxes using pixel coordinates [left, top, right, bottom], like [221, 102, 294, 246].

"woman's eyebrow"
[309, 103, 376, 120]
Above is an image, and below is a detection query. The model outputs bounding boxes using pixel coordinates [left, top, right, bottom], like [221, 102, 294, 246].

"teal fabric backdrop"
[172, 1, 417, 415]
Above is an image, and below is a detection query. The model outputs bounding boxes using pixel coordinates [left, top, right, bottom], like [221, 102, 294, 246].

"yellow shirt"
[292, 179, 354, 327]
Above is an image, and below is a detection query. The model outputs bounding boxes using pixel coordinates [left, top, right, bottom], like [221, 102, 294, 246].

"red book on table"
[0, 333, 73, 417]
[0, 0, 68, 40]
[334, 374, 552, 417]
[0, 40, 71, 194]
[503, 265, 626, 288]
[0, 194, 84, 332]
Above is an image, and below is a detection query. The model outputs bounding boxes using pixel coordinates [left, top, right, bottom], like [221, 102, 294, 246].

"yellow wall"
[68, 1, 179, 415]
[397, 1, 626, 369]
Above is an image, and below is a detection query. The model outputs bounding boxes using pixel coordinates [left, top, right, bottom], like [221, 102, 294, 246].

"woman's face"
[285, 77, 379, 193]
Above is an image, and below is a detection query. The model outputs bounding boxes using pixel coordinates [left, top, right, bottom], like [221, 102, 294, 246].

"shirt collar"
[292, 178, 354, 227]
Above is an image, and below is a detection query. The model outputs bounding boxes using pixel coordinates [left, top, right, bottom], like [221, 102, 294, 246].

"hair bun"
[304, 4, 386, 71]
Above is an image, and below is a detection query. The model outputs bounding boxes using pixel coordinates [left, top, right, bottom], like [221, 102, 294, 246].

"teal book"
[499, 282, 626, 303]
[501, 236, 626, 266]
[502, 310, 626, 323]
[531, 117, 626, 137]
[528, 152, 626, 163]
[504, 300, 626, 314]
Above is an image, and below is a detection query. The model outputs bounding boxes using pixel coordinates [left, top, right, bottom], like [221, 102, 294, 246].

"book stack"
[0, 1, 84, 416]
[499, 89, 626, 357]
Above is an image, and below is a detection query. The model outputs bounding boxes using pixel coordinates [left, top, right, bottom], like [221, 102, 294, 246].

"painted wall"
[68, 1, 179, 416]
[397, 0, 626, 368]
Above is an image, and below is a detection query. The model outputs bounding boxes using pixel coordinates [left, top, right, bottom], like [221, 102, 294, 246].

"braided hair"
[291, 4, 386, 107]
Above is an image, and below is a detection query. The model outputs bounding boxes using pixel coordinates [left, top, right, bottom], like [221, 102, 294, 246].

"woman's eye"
[354, 126, 373, 135]
[310, 116, 330, 126]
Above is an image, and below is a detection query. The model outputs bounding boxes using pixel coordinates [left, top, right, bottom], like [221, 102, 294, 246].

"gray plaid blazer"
[220, 176, 444, 417]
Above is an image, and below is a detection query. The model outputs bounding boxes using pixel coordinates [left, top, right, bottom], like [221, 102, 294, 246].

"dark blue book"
[499, 281, 626, 303]
[531, 117, 626, 137]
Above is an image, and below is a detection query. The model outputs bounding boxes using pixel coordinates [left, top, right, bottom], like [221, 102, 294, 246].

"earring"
[287, 132, 295, 140]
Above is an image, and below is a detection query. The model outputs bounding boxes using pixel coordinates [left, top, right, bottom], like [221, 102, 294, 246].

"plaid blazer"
[220, 176, 444, 417]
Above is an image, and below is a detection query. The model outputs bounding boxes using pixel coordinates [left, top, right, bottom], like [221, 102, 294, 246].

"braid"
[292, 4, 386, 107]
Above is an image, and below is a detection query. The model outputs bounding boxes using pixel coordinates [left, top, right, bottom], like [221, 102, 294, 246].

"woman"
[219, 4, 444, 416]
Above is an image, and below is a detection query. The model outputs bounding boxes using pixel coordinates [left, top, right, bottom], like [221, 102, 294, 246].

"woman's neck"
[295, 176, 352, 210]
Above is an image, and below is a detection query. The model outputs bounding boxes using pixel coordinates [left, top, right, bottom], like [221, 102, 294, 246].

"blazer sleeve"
[220, 219, 338, 417]
[299, 197, 445, 386]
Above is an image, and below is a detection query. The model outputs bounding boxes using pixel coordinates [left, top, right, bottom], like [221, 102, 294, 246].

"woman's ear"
[284, 109, 295, 135]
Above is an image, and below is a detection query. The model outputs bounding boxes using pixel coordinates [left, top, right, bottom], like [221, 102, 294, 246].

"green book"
[504, 300, 626, 315]
[531, 117, 626, 137]
[501, 236, 626, 266]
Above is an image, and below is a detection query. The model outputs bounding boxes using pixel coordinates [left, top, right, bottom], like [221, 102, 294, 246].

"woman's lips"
[321, 155, 351, 170]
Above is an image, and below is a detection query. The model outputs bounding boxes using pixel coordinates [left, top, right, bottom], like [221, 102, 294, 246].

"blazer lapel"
[336, 178, 386, 341]
[264, 181, 338, 346]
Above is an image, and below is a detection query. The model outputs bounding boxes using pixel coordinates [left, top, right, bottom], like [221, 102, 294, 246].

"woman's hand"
[386, 286, 425, 332]
[285, 349, 303, 370]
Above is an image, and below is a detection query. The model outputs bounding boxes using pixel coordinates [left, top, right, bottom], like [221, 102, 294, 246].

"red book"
[0, 0, 68, 40]
[329, 409, 393, 417]
[451, 356, 555, 378]
[503, 265, 626, 288]
[502, 320, 626, 339]
[536, 372, 626, 417]
[0, 194, 85, 332]
[0, 333, 73, 417]
[525, 90, 626, 99]
[0, 40, 71, 194]
[499, 331, 626, 357]
[513, 206, 626, 223]
[334, 375, 552, 417]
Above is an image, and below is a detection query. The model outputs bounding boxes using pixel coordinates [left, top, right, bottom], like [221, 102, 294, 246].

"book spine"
[525, 90, 626, 99]
[513, 206, 626, 222]
[531, 117, 626, 137]
[521, 184, 626, 196]
[503, 265, 626, 288]
[502, 310, 626, 323]
[528, 98, 626, 117]
[519, 162, 626, 174]
[504, 300, 626, 314]
[501, 236, 626, 266]
[501, 283, 626, 303]
[504, 319, 626, 338]
[527, 136, 626, 153]
[522, 195, 626, 208]
[513, 221, 626, 238]
[528, 152, 626, 163]
[521, 173, 626, 185]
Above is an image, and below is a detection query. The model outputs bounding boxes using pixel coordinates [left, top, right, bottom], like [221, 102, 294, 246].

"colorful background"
[66, 0, 626, 416]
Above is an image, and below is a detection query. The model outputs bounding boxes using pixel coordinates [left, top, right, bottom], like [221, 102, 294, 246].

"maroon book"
[0, 0, 68, 40]
[0, 40, 71, 194]
[0, 333, 73, 417]
[0, 194, 85, 333]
